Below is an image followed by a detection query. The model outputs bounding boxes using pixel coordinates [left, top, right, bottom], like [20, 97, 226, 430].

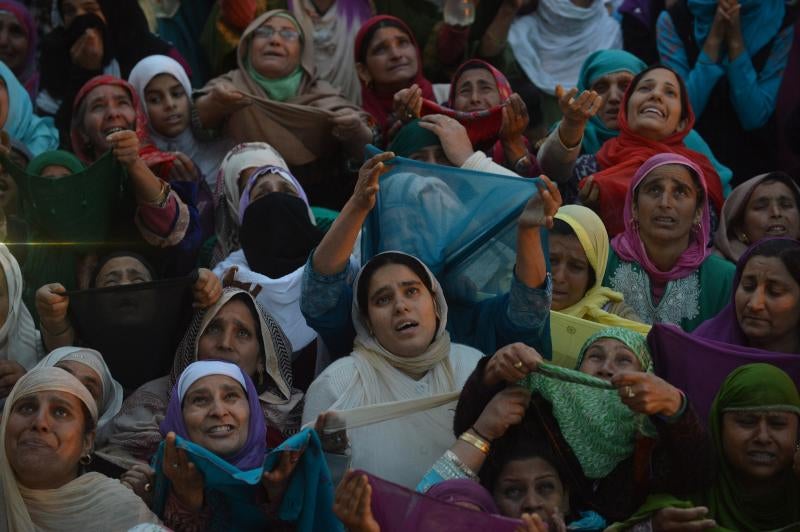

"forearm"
[194, 93, 227, 131]
[311, 200, 368, 275]
[128, 160, 166, 204]
[515, 226, 547, 288]
[40, 321, 76, 351]
[537, 128, 580, 184]
[479, 4, 517, 59]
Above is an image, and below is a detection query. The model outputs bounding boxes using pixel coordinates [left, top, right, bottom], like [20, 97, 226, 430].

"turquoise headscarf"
[576, 50, 646, 155]
[0, 60, 59, 156]
[26, 150, 85, 176]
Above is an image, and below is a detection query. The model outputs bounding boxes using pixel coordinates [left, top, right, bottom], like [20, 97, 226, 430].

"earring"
[79, 454, 92, 466]
[257, 363, 265, 387]
[739, 232, 750, 244]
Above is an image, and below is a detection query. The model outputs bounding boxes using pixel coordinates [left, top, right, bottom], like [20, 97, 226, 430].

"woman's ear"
[83, 430, 96, 458]
[675, 118, 689, 134]
[355, 63, 371, 86]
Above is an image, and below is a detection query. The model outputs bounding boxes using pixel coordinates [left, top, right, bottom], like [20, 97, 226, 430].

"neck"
[749, 332, 800, 354]
[400, 368, 428, 380]
[733, 468, 791, 499]
[311, 0, 335, 13]
[641, 233, 691, 272]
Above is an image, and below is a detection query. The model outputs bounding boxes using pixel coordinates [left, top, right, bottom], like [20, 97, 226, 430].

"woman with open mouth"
[536, 65, 725, 237]
[715, 172, 800, 263]
[612, 363, 800, 531]
[603, 152, 735, 332]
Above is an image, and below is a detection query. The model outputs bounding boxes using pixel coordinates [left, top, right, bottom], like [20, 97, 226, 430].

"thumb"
[555, 84, 564, 99]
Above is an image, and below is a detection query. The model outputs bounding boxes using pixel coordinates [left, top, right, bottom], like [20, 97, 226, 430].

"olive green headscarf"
[520, 327, 655, 479]
[609, 363, 800, 531]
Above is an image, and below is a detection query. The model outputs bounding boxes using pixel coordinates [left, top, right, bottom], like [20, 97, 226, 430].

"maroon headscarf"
[354, 15, 434, 131]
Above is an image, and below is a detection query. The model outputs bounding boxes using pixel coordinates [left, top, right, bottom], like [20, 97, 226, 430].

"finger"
[163, 433, 178, 472]
[610, 371, 648, 387]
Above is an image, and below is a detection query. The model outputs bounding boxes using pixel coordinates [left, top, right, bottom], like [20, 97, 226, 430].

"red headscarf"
[70, 75, 174, 174]
[585, 68, 723, 236]
[354, 15, 434, 132]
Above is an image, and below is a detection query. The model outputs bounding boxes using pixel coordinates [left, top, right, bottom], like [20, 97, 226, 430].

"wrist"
[660, 389, 684, 418]
[41, 319, 72, 337]
[471, 424, 496, 442]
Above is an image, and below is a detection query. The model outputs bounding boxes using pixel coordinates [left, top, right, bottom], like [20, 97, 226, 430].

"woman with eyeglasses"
[194, 9, 375, 210]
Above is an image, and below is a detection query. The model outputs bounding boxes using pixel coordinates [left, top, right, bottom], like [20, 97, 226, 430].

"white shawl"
[508, 0, 622, 95]
[0, 367, 160, 532]
[0, 245, 42, 371]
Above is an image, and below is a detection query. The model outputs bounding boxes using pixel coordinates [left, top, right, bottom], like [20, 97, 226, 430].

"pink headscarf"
[611, 152, 711, 284]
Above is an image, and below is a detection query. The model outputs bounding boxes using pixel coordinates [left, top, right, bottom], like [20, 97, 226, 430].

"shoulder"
[307, 356, 358, 395]
[702, 254, 736, 275]
[449, 344, 484, 378]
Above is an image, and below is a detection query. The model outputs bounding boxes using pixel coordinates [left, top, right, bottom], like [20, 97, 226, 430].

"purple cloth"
[364, 472, 520, 532]
[426, 479, 500, 514]
[619, 0, 655, 27]
[160, 362, 268, 470]
[287, 0, 371, 26]
[611, 153, 712, 285]
[694, 237, 800, 346]
[649, 323, 800, 425]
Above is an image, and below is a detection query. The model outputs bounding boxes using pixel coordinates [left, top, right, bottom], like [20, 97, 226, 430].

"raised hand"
[120, 464, 156, 505]
[107, 130, 141, 169]
[352, 151, 394, 212]
[162, 432, 205, 511]
[578, 175, 600, 211]
[262, 448, 304, 507]
[519, 175, 562, 230]
[192, 269, 222, 309]
[333, 471, 380, 532]
[652, 506, 716, 531]
[484, 342, 544, 387]
[168, 152, 200, 182]
[499, 93, 530, 144]
[473, 386, 531, 441]
[392, 84, 424, 123]
[418, 114, 474, 167]
[611, 372, 684, 417]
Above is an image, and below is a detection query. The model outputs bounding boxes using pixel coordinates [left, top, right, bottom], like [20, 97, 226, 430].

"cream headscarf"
[554, 205, 651, 333]
[35, 347, 124, 430]
[0, 367, 160, 532]
[324, 252, 481, 414]
[0, 244, 42, 371]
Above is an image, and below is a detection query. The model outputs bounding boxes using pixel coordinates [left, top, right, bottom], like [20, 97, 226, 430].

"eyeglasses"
[254, 26, 301, 42]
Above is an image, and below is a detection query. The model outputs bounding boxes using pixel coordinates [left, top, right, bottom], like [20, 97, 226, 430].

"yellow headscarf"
[553, 205, 650, 334]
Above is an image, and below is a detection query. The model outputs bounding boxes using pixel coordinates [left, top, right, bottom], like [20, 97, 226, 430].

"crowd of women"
[0, 0, 799, 530]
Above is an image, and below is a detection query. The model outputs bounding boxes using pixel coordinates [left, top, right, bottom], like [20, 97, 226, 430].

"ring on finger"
[624, 385, 635, 398]
[171, 463, 179, 469]
[513, 361, 524, 370]
[144, 483, 152, 492]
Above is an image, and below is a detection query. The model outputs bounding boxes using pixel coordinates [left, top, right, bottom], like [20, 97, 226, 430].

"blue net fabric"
[361, 150, 543, 306]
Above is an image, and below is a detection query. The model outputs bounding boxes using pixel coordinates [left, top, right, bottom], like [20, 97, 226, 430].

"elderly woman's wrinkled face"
[453, 68, 501, 113]
[493, 457, 569, 523]
[721, 410, 798, 484]
[144, 73, 191, 138]
[4, 390, 93, 489]
[741, 181, 800, 244]
[735, 256, 800, 351]
[578, 338, 642, 381]
[366, 263, 438, 359]
[250, 17, 302, 80]
[626, 68, 686, 141]
[634, 164, 701, 247]
[360, 27, 418, 87]
[95, 256, 152, 287]
[549, 233, 592, 311]
[55, 360, 103, 406]
[0, 12, 29, 73]
[60, 0, 105, 27]
[182, 374, 250, 458]
[249, 173, 299, 203]
[592, 71, 634, 130]
[80, 85, 137, 154]
[197, 299, 262, 378]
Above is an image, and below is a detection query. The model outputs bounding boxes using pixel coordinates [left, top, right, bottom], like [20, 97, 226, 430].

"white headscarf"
[35, 347, 124, 430]
[0, 367, 160, 532]
[0, 245, 42, 370]
[177, 360, 247, 401]
[127, 54, 234, 188]
[508, 0, 622, 95]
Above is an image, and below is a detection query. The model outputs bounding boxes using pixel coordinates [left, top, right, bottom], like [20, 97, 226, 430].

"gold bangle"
[459, 431, 490, 455]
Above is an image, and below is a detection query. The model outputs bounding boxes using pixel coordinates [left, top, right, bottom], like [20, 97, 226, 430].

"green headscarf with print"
[608, 363, 800, 532]
[246, 12, 305, 102]
[520, 327, 656, 479]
